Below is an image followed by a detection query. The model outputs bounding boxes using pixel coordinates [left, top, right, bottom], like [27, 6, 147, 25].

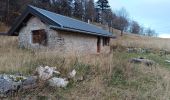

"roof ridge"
[28, 5, 108, 32]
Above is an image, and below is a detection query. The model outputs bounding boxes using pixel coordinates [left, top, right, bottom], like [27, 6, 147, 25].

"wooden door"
[97, 37, 101, 53]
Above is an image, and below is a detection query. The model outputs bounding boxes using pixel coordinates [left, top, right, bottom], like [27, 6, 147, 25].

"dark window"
[103, 37, 110, 46]
[32, 29, 47, 46]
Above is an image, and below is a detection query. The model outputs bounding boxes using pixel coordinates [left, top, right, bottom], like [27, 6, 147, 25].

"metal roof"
[8, 5, 113, 37]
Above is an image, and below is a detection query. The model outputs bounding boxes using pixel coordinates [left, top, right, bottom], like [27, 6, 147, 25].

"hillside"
[1, 25, 170, 99]
[112, 30, 170, 51]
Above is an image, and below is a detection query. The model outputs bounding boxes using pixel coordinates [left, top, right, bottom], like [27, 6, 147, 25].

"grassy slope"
[1, 25, 170, 99]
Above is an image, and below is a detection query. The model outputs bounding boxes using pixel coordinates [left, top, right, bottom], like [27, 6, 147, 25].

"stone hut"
[8, 5, 114, 54]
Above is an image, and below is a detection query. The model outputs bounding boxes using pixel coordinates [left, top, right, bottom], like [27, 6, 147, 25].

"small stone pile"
[0, 66, 78, 97]
[0, 74, 37, 97]
[126, 48, 152, 54]
[35, 66, 71, 88]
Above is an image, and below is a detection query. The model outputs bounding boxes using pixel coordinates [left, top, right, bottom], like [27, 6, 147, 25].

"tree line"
[0, 0, 157, 37]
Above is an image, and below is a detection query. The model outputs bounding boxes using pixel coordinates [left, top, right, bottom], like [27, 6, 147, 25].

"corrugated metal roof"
[8, 5, 113, 37]
[29, 5, 112, 37]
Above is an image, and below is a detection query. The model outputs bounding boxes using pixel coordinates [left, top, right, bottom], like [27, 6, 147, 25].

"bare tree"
[139, 26, 145, 35]
[130, 21, 140, 34]
[145, 28, 158, 37]
[112, 8, 129, 36]
[5, 0, 9, 24]
[113, 8, 129, 36]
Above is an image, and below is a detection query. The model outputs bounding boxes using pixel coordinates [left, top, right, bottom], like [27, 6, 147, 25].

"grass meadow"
[1, 25, 170, 99]
[0, 35, 170, 99]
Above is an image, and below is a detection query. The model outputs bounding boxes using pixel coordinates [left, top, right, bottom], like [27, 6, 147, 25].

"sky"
[99, 0, 170, 38]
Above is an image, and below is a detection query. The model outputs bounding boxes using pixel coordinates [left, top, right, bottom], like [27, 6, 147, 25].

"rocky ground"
[0, 66, 78, 98]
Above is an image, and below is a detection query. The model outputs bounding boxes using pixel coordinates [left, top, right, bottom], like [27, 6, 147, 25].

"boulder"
[12, 81, 22, 91]
[0, 74, 37, 97]
[22, 76, 37, 89]
[0, 79, 13, 96]
[48, 77, 69, 88]
[130, 58, 155, 66]
[0, 74, 23, 92]
[35, 66, 60, 80]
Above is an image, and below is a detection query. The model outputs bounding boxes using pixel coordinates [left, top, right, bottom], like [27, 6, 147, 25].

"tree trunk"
[5, 0, 9, 25]
[121, 30, 123, 36]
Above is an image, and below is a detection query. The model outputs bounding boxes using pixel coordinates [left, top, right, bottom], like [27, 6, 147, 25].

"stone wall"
[18, 16, 110, 55]
[57, 31, 97, 55]
[18, 16, 59, 50]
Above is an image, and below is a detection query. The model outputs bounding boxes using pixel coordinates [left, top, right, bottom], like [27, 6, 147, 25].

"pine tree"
[73, 0, 84, 20]
[97, 0, 110, 11]
[96, 0, 110, 24]
[85, 0, 95, 22]
[61, 0, 73, 16]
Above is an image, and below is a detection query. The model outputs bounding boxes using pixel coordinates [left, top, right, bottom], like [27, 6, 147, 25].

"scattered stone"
[0, 74, 23, 95]
[0, 74, 12, 82]
[0, 65, 82, 97]
[127, 47, 152, 54]
[12, 81, 22, 91]
[68, 69, 76, 79]
[127, 48, 137, 53]
[159, 49, 170, 56]
[75, 76, 84, 82]
[48, 77, 69, 88]
[130, 58, 155, 66]
[35, 66, 60, 80]
[22, 76, 37, 90]
[9, 75, 27, 82]
[53, 70, 61, 75]
[0, 79, 13, 95]
[165, 60, 170, 63]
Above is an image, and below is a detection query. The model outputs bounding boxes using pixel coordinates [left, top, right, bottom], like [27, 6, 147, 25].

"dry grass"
[1, 32, 170, 99]
[111, 29, 170, 51]
[94, 23, 170, 51]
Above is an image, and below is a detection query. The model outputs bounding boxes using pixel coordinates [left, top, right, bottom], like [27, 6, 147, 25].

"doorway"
[97, 37, 101, 53]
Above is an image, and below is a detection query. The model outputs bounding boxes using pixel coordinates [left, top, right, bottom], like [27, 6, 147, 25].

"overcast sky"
[100, 0, 170, 38]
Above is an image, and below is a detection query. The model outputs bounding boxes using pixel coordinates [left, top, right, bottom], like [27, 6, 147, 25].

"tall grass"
[111, 33, 170, 51]
[1, 35, 170, 99]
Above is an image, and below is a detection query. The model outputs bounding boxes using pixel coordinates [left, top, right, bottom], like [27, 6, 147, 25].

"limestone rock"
[12, 81, 22, 91]
[130, 58, 155, 66]
[36, 66, 60, 80]
[48, 77, 69, 88]
[22, 76, 37, 89]
[68, 69, 76, 79]
[0, 79, 13, 95]
[165, 60, 170, 63]
[75, 76, 84, 82]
